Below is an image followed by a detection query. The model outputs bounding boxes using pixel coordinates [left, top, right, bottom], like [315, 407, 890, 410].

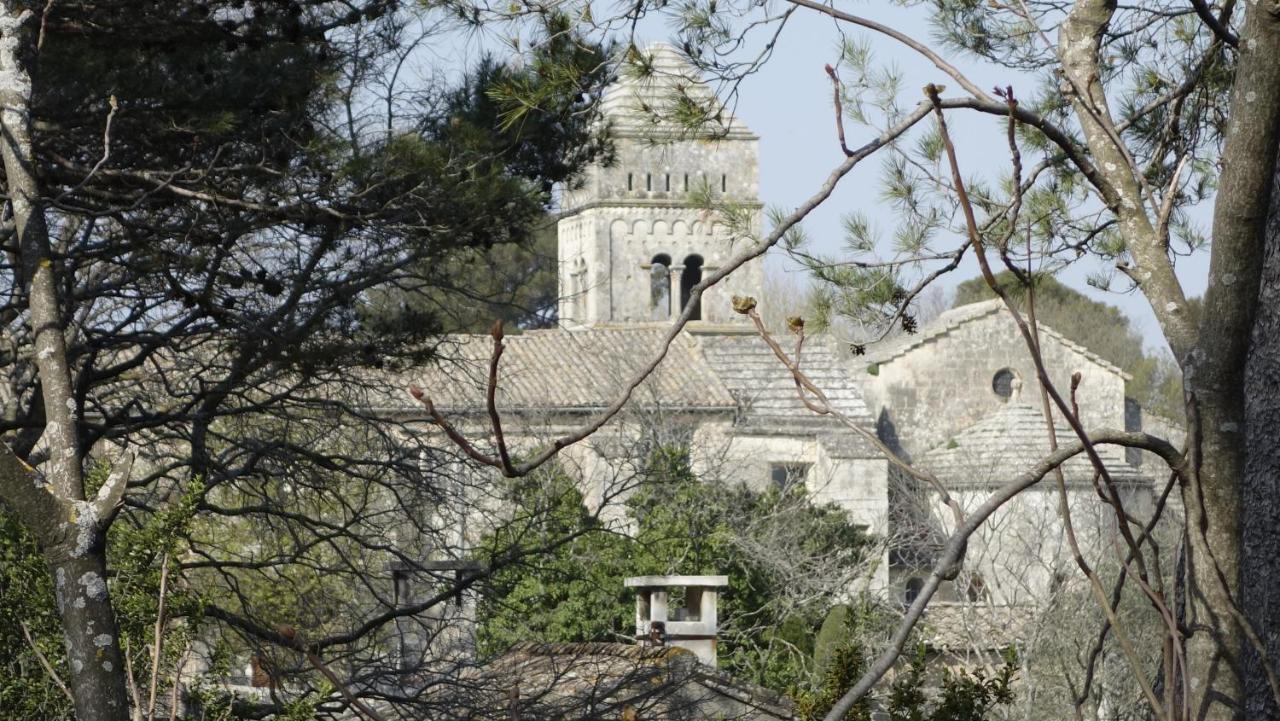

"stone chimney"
[625, 575, 727, 666]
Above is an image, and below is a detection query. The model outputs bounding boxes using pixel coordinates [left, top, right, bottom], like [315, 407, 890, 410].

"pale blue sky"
[722, 4, 1212, 354]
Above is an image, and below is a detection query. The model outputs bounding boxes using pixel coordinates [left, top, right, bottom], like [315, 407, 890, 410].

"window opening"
[769, 462, 810, 488]
[650, 254, 672, 320]
[646, 173, 652, 191]
[665, 174, 671, 191]
[721, 173, 726, 192]
[679, 254, 704, 321]
[683, 173, 689, 191]
[627, 173, 633, 191]
[992, 368, 1017, 400]
[905, 577, 923, 605]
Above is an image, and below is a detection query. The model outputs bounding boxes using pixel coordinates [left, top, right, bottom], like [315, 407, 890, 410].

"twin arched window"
[650, 253, 703, 320]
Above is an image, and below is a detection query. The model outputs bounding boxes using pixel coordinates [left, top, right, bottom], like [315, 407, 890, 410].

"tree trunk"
[48, 546, 131, 721]
[0, 5, 131, 720]
[1242, 159, 1280, 720]
[1184, 5, 1280, 720]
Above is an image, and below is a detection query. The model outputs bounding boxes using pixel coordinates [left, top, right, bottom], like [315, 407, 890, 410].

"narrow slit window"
[646, 173, 652, 191]
[627, 173, 633, 191]
[665, 174, 671, 191]
[721, 173, 727, 192]
[683, 173, 689, 191]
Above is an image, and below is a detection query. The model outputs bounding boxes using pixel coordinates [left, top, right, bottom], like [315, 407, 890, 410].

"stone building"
[558, 43, 764, 328]
[403, 42, 1160, 646]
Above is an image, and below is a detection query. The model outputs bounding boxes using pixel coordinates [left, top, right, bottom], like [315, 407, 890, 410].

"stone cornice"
[557, 198, 764, 219]
[609, 126, 759, 142]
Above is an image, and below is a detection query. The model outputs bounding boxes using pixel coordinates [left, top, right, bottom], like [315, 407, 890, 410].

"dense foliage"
[1, 471, 203, 720]
[793, 643, 1016, 721]
[477, 447, 873, 691]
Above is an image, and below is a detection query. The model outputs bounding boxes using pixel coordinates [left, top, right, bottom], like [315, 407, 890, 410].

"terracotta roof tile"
[400, 328, 736, 413]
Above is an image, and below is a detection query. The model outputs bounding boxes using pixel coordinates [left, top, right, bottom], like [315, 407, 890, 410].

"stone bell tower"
[557, 43, 765, 329]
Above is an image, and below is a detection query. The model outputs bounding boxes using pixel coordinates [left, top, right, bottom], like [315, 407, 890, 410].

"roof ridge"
[864, 299, 1132, 378]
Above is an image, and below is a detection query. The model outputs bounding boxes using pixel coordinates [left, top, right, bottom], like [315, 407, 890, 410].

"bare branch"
[19, 621, 73, 704]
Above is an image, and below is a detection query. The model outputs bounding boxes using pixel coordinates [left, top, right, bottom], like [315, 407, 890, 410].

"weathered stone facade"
[860, 300, 1129, 462]
[558, 44, 764, 327]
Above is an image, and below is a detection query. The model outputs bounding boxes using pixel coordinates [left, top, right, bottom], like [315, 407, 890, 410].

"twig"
[285, 628, 388, 721]
[485, 321, 516, 476]
[36, 0, 54, 52]
[784, 0, 993, 101]
[19, 621, 73, 703]
[824, 64, 853, 157]
[145, 554, 170, 721]
[123, 636, 144, 721]
[54, 95, 118, 203]
[1190, 0, 1238, 47]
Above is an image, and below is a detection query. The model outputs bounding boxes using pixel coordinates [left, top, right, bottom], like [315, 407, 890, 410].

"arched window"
[680, 254, 704, 321]
[650, 254, 672, 319]
[569, 258, 588, 322]
[992, 368, 1018, 401]
[904, 577, 923, 605]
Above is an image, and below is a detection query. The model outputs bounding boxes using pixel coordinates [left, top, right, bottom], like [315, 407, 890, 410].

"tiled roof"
[920, 402, 1147, 486]
[399, 327, 736, 413]
[601, 43, 755, 139]
[453, 642, 792, 720]
[863, 299, 1129, 379]
[388, 329, 882, 448]
[355, 642, 792, 720]
[697, 332, 876, 434]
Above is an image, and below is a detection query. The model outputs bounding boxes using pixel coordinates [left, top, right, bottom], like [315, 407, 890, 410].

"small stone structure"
[627, 575, 728, 666]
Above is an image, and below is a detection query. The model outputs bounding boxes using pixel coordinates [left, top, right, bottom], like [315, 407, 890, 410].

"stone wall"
[926, 483, 1153, 605]
[558, 132, 765, 327]
[861, 310, 1128, 461]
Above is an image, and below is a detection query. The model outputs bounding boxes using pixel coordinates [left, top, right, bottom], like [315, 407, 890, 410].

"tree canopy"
[0, 3, 614, 719]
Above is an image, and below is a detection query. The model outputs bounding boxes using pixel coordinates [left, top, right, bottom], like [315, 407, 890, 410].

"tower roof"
[601, 43, 755, 140]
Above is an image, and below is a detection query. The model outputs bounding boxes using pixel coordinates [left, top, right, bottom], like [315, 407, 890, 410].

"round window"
[992, 368, 1017, 400]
